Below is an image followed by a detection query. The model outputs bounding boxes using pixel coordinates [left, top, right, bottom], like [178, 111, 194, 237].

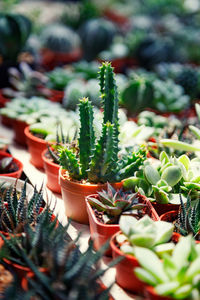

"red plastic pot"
[59, 168, 122, 224]
[0, 91, 9, 108]
[40, 48, 82, 71]
[13, 119, 28, 146]
[160, 210, 200, 244]
[1, 115, 13, 127]
[86, 194, 159, 256]
[145, 286, 173, 300]
[24, 126, 48, 169]
[0, 151, 23, 178]
[152, 202, 180, 216]
[47, 89, 64, 103]
[42, 149, 61, 194]
[110, 231, 146, 294]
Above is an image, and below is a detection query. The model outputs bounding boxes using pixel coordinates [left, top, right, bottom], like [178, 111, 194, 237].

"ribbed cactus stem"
[88, 122, 117, 183]
[59, 148, 81, 180]
[78, 97, 95, 178]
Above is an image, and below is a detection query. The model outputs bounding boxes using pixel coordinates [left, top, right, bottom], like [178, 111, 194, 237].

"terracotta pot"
[86, 194, 159, 256]
[40, 48, 82, 71]
[24, 126, 48, 169]
[152, 202, 180, 216]
[1, 115, 13, 127]
[0, 91, 9, 108]
[145, 286, 173, 300]
[47, 89, 64, 103]
[42, 149, 61, 194]
[110, 231, 146, 294]
[160, 210, 200, 244]
[0, 151, 23, 178]
[13, 119, 28, 146]
[59, 168, 122, 224]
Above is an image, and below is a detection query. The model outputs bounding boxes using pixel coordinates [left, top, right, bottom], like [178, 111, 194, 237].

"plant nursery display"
[1, 0, 200, 298]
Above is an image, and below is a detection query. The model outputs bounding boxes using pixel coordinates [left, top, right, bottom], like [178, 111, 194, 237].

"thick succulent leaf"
[163, 253, 177, 280]
[185, 257, 200, 282]
[189, 125, 200, 140]
[178, 155, 190, 171]
[160, 139, 200, 152]
[155, 282, 180, 296]
[120, 244, 134, 256]
[159, 151, 170, 165]
[173, 284, 193, 299]
[172, 235, 193, 270]
[154, 221, 174, 245]
[154, 243, 175, 258]
[119, 215, 137, 236]
[144, 165, 160, 185]
[161, 166, 182, 187]
[129, 233, 155, 248]
[134, 267, 158, 286]
[98, 192, 114, 206]
[184, 182, 200, 190]
[87, 197, 107, 212]
[153, 186, 169, 204]
[168, 193, 187, 205]
[134, 246, 169, 283]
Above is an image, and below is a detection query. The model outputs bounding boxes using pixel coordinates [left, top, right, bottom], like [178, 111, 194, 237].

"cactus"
[59, 62, 147, 183]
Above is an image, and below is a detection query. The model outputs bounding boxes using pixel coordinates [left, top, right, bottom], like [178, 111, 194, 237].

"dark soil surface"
[0, 161, 18, 174]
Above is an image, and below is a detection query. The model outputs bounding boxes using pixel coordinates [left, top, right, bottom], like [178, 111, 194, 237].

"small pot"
[0, 91, 9, 108]
[47, 89, 64, 103]
[145, 286, 173, 300]
[160, 210, 200, 244]
[86, 194, 159, 256]
[59, 168, 122, 224]
[42, 149, 61, 194]
[13, 119, 28, 146]
[24, 126, 48, 169]
[152, 202, 180, 216]
[0, 151, 23, 178]
[110, 231, 146, 294]
[1, 115, 13, 127]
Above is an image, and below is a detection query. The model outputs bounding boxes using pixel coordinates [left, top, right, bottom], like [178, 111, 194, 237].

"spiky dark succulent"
[176, 194, 200, 240]
[88, 183, 146, 224]
[0, 180, 46, 233]
[59, 62, 147, 183]
[0, 208, 59, 268]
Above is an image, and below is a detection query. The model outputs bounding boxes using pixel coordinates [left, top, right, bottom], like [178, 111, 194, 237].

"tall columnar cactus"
[59, 62, 147, 183]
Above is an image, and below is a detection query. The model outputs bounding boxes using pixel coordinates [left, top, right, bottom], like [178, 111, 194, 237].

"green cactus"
[59, 62, 147, 183]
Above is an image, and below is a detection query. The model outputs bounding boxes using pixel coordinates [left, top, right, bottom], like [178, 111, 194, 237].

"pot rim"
[24, 126, 47, 145]
[42, 148, 59, 169]
[0, 151, 23, 177]
[85, 196, 120, 229]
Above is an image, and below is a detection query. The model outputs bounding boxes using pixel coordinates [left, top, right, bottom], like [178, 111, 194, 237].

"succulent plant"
[123, 151, 200, 204]
[152, 79, 190, 113]
[59, 62, 147, 183]
[176, 194, 200, 240]
[118, 215, 175, 256]
[87, 183, 146, 224]
[2, 62, 47, 99]
[79, 18, 116, 61]
[0, 13, 32, 63]
[120, 72, 154, 114]
[15, 232, 120, 300]
[46, 67, 75, 91]
[41, 24, 80, 53]
[134, 235, 200, 299]
[72, 60, 100, 80]
[0, 207, 59, 268]
[0, 179, 47, 233]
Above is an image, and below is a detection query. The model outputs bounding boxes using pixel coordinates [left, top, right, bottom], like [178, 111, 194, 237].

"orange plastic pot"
[59, 168, 122, 224]
[110, 231, 146, 294]
[42, 149, 61, 194]
[160, 211, 200, 244]
[13, 119, 28, 146]
[0, 151, 23, 178]
[86, 194, 159, 256]
[145, 286, 173, 300]
[152, 202, 180, 216]
[24, 126, 48, 169]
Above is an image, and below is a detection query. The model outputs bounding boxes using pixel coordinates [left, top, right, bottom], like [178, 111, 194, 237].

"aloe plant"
[87, 183, 146, 224]
[134, 235, 200, 299]
[176, 194, 200, 241]
[123, 151, 200, 204]
[59, 62, 147, 183]
[0, 180, 47, 233]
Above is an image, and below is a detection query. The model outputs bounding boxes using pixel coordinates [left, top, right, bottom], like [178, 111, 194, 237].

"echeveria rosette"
[134, 235, 200, 299]
[118, 215, 175, 257]
[123, 151, 200, 204]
